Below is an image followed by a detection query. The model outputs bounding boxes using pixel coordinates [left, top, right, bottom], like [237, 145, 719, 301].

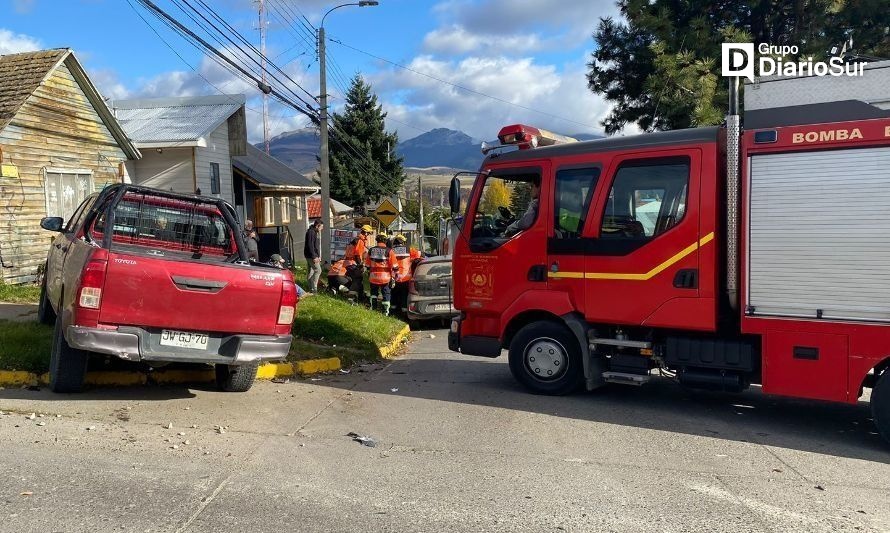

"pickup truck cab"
[38, 185, 297, 393]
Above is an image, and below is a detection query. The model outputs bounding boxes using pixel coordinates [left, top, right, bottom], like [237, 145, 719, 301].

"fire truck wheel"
[508, 321, 583, 395]
[872, 369, 890, 444]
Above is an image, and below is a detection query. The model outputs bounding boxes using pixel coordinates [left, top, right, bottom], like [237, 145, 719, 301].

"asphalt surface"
[1, 329, 889, 532]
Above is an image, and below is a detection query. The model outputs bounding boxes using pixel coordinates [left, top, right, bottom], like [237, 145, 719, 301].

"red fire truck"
[447, 64, 890, 444]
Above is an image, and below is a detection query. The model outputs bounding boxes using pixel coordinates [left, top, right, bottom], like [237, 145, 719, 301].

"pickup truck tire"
[37, 276, 56, 325]
[49, 318, 89, 393]
[871, 369, 890, 444]
[508, 321, 583, 396]
[215, 363, 258, 392]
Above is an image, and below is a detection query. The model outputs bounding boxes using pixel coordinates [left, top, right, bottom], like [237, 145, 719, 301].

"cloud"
[368, 54, 609, 142]
[0, 28, 42, 54]
[427, 0, 618, 52]
[422, 25, 544, 55]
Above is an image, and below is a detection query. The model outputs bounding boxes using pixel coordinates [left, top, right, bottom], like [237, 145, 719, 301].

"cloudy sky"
[4, 0, 620, 143]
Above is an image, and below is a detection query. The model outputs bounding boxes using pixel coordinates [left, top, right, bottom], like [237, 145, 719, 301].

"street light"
[318, 1, 378, 263]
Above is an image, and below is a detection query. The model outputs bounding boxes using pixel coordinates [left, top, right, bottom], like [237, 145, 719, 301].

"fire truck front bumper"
[448, 316, 502, 358]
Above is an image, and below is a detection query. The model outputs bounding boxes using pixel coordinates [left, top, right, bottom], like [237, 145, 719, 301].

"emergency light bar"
[497, 124, 578, 150]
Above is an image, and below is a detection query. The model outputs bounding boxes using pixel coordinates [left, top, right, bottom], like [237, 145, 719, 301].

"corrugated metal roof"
[307, 195, 354, 218]
[233, 144, 317, 190]
[112, 94, 245, 145]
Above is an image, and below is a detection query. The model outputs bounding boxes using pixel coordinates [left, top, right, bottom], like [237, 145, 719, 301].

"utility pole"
[417, 175, 423, 250]
[317, 25, 332, 263]
[257, 0, 270, 154]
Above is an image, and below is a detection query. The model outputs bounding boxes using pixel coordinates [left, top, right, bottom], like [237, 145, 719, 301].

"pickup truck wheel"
[37, 277, 56, 325]
[871, 369, 890, 444]
[49, 318, 88, 393]
[508, 321, 583, 396]
[215, 363, 259, 392]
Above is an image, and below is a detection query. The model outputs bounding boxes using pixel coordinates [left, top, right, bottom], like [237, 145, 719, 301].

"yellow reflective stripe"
[548, 232, 715, 281]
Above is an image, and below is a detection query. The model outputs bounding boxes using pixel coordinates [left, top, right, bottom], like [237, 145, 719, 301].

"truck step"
[602, 372, 650, 386]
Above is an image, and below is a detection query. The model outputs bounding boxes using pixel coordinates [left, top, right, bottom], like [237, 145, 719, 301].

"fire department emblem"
[465, 256, 495, 300]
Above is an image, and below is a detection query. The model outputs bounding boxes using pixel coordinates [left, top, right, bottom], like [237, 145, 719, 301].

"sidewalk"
[0, 303, 38, 322]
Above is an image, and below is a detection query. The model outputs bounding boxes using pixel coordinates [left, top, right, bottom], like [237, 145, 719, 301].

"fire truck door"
[547, 165, 602, 313]
[583, 150, 704, 327]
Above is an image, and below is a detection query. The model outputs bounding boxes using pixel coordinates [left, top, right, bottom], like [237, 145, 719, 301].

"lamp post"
[318, 1, 378, 263]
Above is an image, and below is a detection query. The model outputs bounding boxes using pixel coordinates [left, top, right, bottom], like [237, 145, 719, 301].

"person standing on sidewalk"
[304, 219, 323, 293]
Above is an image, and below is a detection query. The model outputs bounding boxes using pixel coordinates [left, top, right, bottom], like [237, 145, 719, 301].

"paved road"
[1, 330, 889, 532]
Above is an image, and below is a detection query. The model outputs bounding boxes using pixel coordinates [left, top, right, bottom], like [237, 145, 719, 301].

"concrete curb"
[379, 325, 411, 359]
[0, 327, 411, 388]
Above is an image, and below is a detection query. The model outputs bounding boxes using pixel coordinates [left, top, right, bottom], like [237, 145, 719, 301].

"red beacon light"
[496, 124, 578, 151]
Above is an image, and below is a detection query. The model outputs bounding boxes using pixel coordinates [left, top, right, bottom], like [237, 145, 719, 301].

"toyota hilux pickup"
[37, 185, 297, 393]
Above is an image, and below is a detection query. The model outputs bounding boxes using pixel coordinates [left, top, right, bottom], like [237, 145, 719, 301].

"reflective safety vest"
[368, 245, 396, 285]
[391, 245, 412, 282]
[328, 260, 347, 277]
[354, 236, 368, 264]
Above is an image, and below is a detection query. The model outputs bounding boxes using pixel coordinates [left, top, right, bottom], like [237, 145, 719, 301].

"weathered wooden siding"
[195, 121, 233, 204]
[0, 61, 128, 284]
[130, 147, 194, 192]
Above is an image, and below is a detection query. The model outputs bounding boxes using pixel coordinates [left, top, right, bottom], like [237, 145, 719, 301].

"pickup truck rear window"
[90, 192, 236, 258]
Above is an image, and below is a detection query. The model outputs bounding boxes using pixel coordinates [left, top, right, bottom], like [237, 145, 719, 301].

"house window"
[263, 196, 274, 226]
[44, 168, 93, 221]
[210, 162, 220, 194]
[294, 196, 303, 220]
[280, 198, 290, 224]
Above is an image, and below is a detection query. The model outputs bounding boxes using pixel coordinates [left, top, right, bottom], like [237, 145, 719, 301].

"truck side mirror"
[40, 216, 64, 232]
[449, 177, 461, 214]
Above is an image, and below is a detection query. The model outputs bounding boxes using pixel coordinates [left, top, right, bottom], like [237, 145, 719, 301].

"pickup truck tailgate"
[100, 252, 284, 334]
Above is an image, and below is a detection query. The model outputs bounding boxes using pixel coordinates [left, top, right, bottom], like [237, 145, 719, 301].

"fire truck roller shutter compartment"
[747, 146, 890, 321]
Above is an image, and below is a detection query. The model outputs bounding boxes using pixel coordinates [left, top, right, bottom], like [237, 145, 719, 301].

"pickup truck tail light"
[78, 257, 108, 309]
[277, 280, 297, 325]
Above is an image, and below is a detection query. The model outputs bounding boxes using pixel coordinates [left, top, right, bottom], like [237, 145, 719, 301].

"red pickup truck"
[37, 185, 297, 393]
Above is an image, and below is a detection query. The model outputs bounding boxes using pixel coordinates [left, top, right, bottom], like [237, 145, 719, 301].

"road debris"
[165, 422, 173, 429]
[390, 388, 399, 393]
[339, 369, 351, 374]
[272, 377, 290, 384]
[178, 432, 186, 436]
[20, 491, 33, 496]
[36, 422, 45, 427]
[347, 432, 378, 448]
[429, 334, 436, 339]
[86, 426, 96, 431]
[26, 413, 35, 420]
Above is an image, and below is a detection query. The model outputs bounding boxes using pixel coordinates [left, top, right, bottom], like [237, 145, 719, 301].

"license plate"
[433, 304, 452, 312]
[160, 330, 209, 350]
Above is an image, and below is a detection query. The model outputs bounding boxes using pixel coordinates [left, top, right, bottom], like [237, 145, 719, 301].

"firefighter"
[354, 224, 373, 265]
[342, 236, 365, 301]
[367, 233, 397, 315]
[390, 234, 413, 314]
[327, 258, 350, 294]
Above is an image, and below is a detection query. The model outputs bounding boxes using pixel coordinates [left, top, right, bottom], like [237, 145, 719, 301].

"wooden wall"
[195, 121, 234, 204]
[0, 60, 129, 284]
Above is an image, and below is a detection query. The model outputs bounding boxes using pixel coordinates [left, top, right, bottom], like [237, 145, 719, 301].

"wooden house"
[0, 49, 140, 284]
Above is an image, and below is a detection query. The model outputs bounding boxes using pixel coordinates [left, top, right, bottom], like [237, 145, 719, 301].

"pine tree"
[587, 0, 890, 134]
[329, 75, 405, 209]
[509, 182, 532, 217]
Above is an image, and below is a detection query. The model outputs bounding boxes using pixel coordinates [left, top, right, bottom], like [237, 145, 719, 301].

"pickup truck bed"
[38, 185, 297, 393]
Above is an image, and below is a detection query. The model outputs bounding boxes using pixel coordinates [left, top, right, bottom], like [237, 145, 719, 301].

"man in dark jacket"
[304, 219, 323, 293]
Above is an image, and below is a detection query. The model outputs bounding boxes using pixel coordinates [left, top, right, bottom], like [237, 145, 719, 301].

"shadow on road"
[319, 339, 890, 463]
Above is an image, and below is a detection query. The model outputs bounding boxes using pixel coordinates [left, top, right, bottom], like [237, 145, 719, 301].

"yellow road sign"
[374, 198, 399, 227]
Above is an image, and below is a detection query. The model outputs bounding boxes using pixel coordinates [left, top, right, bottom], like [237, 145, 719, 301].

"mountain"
[264, 127, 320, 174]
[396, 128, 483, 170]
[262, 127, 605, 174]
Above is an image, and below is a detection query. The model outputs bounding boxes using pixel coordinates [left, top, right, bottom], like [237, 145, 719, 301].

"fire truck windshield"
[470, 173, 541, 242]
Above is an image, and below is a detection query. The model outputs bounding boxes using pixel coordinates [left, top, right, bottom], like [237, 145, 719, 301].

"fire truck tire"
[871, 369, 890, 444]
[508, 321, 583, 395]
[215, 362, 258, 392]
[49, 317, 88, 393]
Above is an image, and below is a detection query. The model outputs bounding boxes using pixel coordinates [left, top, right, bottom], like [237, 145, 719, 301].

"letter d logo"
[722, 43, 755, 82]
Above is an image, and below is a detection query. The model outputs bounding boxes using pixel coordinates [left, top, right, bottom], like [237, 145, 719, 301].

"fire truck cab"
[448, 61, 890, 444]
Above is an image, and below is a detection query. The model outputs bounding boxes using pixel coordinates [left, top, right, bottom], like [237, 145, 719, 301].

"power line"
[134, 0, 318, 121]
[328, 37, 599, 130]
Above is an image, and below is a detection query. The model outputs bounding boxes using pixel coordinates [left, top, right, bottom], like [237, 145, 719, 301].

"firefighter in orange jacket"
[367, 233, 397, 315]
[327, 258, 349, 294]
[390, 234, 414, 314]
